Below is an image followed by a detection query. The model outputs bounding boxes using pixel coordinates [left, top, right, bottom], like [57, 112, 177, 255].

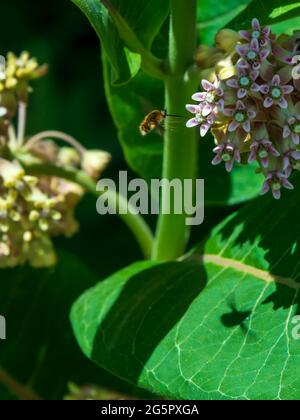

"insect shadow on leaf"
[221, 294, 253, 337]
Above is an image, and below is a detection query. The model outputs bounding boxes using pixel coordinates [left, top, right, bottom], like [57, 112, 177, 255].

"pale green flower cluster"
[0, 51, 111, 268]
[0, 159, 82, 267]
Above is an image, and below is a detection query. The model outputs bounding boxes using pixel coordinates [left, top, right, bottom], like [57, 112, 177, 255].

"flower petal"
[272, 74, 281, 86]
[236, 100, 245, 110]
[0, 107, 7, 118]
[225, 159, 234, 172]
[242, 120, 251, 133]
[251, 83, 261, 92]
[285, 166, 292, 177]
[228, 121, 240, 132]
[259, 49, 270, 60]
[217, 99, 225, 111]
[192, 92, 207, 102]
[186, 104, 198, 114]
[283, 125, 291, 138]
[186, 118, 199, 128]
[223, 108, 234, 117]
[237, 59, 250, 69]
[247, 110, 257, 119]
[278, 97, 288, 109]
[261, 181, 270, 195]
[250, 38, 259, 51]
[282, 84, 294, 94]
[234, 150, 241, 163]
[272, 43, 293, 63]
[202, 104, 213, 117]
[262, 26, 271, 37]
[292, 55, 300, 65]
[200, 123, 210, 137]
[292, 132, 300, 145]
[226, 78, 239, 88]
[283, 156, 290, 170]
[291, 151, 300, 160]
[212, 155, 222, 166]
[248, 151, 257, 163]
[292, 64, 300, 80]
[252, 18, 260, 31]
[237, 88, 247, 99]
[201, 80, 214, 92]
[272, 188, 281, 200]
[282, 178, 294, 190]
[259, 84, 269, 94]
[269, 146, 280, 157]
[250, 70, 260, 81]
[239, 30, 250, 41]
[213, 145, 224, 153]
[263, 97, 273, 108]
[261, 157, 269, 168]
[236, 45, 248, 57]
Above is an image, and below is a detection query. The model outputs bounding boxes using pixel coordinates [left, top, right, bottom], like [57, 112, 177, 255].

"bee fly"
[139, 109, 184, 136]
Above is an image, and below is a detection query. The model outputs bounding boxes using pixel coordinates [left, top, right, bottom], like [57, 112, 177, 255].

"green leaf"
[228, 0, 300, 33]
[70, 0, 169, 84]
[71, 173, 300, 400]
[0, 251, 102, 400]
[198, 0, 252, 45]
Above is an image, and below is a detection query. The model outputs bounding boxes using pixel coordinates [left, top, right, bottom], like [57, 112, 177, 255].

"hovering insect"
[139, 109, 184, 136]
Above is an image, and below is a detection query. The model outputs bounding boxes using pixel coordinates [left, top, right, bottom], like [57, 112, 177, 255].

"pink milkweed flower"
[272, 42, 295, 65]
[226, 68, 260, 99]
[259, 74, 294, 109]
[248, 139, 280, 168]
[282, 149, 300, 177]
[291, 55, 300, 82]
[223, 100, 256, 133]
[261, 171, 294, 200]
[186, 103, 217, 137]
[191, 79, 224, 115]
[283, 115, 300, 145]
[212, 143, 241, 172]
[272, 47, 300, 89]
[239, 18, 273, 48]
[236, 38, 270, 70]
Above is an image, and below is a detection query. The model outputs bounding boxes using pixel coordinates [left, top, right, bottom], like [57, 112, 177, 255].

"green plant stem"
[17, 154, 154, 260]
[152, 0, 198, 261]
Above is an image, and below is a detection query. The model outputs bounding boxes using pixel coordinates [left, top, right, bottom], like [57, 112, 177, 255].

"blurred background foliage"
[0, 0, 236, 399]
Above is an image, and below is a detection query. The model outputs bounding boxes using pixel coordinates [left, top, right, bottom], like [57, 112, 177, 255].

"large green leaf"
[198, 0, 252, 45]
[0, 251, 100, 399]
[71, 173, 300, 400]
[70, 0, 169, 85]
[0, 251, 112, 400]
[228, 0, 300, 32]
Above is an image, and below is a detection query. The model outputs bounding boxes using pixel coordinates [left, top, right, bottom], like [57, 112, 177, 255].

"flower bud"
[215, 29, 241, 53]
[0, 242, 10, 257]
[81, 150, 111, 180]
[58, 147, 81, 168]
[194, 45, 224, 69]
[215, 56, 236, 80]
[0, 107, 7, 118]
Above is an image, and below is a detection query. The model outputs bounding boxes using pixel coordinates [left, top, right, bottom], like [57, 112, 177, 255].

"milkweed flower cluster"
[187, 18, 300, 199]
[0, 52, 111, 267]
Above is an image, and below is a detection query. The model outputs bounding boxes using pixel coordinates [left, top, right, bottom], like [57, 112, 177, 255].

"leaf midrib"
[197, 254, 300, 290]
